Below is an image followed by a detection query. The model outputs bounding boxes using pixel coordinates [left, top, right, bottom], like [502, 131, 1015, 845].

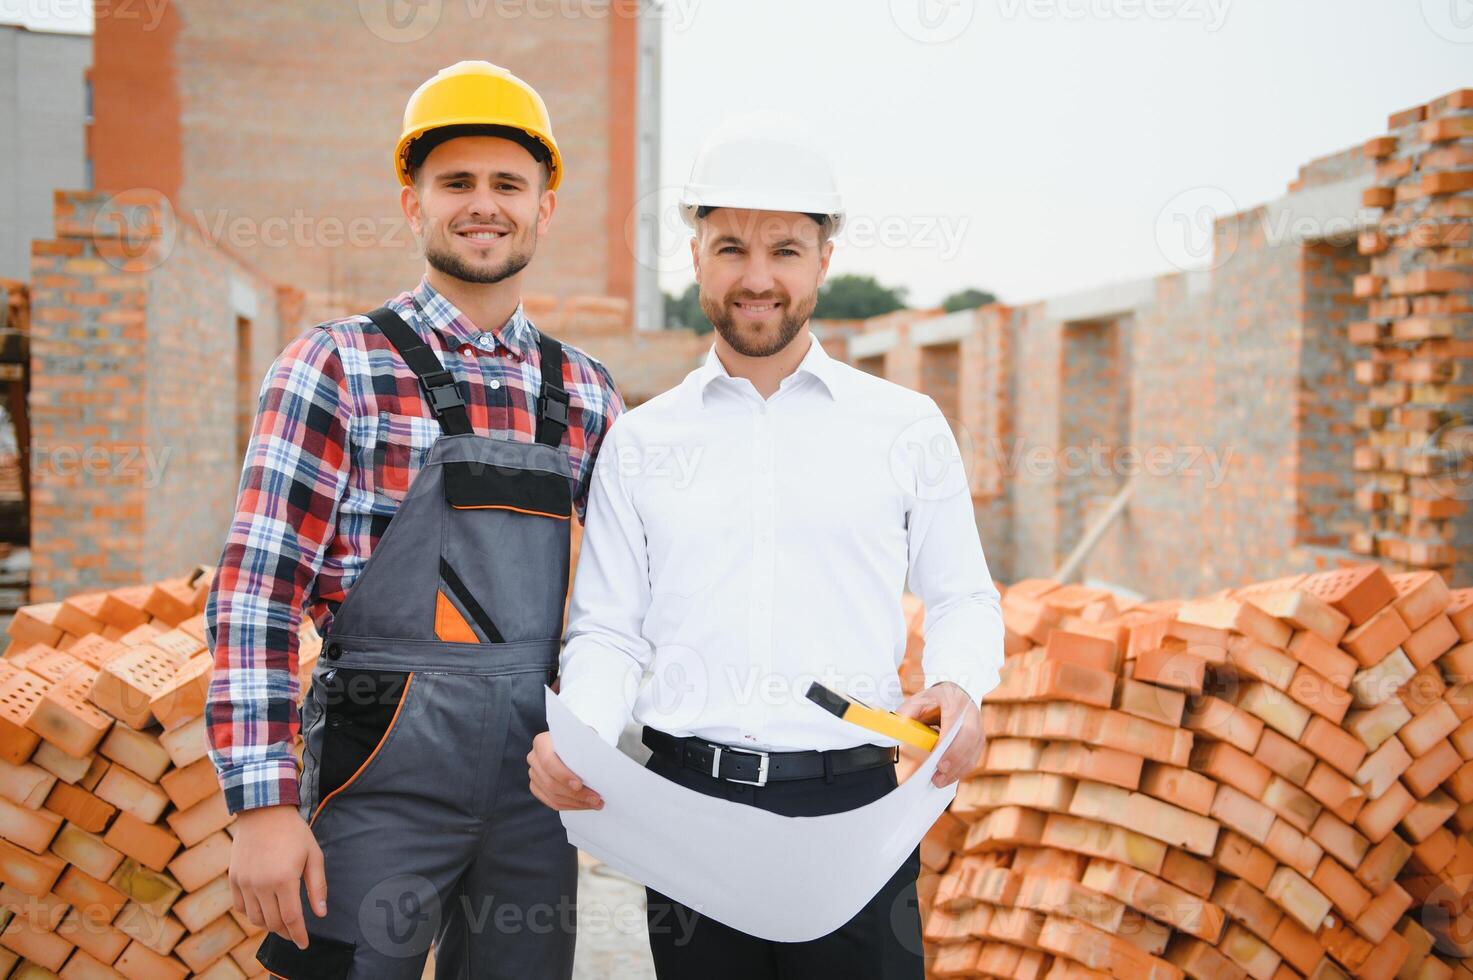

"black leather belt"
[642, 726, 899, 787]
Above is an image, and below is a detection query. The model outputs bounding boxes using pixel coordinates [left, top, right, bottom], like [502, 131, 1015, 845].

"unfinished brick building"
[836, 87, 1473, 598]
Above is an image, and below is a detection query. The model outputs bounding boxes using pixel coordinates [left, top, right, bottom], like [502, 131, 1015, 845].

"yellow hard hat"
[394, 61, 563, 190]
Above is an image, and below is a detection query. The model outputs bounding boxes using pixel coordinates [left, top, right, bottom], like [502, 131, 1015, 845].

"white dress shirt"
[557, 334, 1005, 750]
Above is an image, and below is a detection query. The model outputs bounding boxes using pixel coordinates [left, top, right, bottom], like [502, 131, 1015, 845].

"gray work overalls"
[257, 306, 578, 979]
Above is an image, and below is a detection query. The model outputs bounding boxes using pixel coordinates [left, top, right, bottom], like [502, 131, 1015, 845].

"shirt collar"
[403, 276, 535, 359]
[693, 333, 842, 406]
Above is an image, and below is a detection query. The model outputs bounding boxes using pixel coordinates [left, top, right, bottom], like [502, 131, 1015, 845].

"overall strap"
[535, 330, 569, 449]
[364, 307, 472, 437]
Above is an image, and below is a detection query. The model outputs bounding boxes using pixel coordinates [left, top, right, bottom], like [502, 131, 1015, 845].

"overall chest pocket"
[355, 411, 443, 505]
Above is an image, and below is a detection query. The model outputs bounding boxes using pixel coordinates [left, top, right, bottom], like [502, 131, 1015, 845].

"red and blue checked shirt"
[205, 277, 624, 814]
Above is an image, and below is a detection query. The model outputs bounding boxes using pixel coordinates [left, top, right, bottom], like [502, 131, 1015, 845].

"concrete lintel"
[911, 309, 977, 348]
[848, 328, 898, 360]
[1041, 276, 1157, 324]
[1262, 173, 1378, 245]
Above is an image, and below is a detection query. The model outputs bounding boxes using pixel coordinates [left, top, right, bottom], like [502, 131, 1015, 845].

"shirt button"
[489, 379, 501, 390]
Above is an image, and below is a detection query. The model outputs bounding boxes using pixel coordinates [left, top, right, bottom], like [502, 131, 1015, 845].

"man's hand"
[229, 804, 327, 950]
[896, 682, 984, 787]
[528, 731, 603, 811]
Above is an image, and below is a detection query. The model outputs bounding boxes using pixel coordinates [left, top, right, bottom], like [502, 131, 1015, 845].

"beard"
[701, 284, 819, 358]
[424, 224, 535, 285]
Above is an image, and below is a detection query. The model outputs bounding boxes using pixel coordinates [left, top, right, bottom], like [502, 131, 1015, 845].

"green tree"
[663, 283, 711, 333]
[814, 274, 907, 320]
[940, 288, 998, 313]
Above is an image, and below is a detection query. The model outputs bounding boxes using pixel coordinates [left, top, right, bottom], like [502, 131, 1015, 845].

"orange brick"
[1309, 810, 1370, 869]
[1356, 832, 1413, 895]
[93, 765, 169, 824]
[1214, 832, 1276, 891]
[165, 830, 231, 893]
[1139, 763, 1215, 816]
[1134, 647, 1206, 693]
[103, 812, 182, 873]
[1310, 855, 1371, 920]
[1192, 741, 1271, 798]
[26, 676, 114, 759]
[1355, 736, 1412, 799]
[1178, 598, 1292, 649]
[52, 866, 128, 922]
[1301, 715, 1369, 777]
[6, 603, 64, 650]
[0, 836, 65, 896]
[0, 669, 49, 764]
[55, 905, 131, 965]
[1117, 678, 1185, 727]
[1391, 570, 1453, 631]
[1300, 566, 1397, 627]
[0, 758, 56, 807]
[1341, 606, 1412, 669]
[148, 655, 211, 731]
[1403, 739, 1460, 798]
[1398, 700, 1460, 756]
[1285, 665, 1351, 725]
[50, 823, 124, 883]
[1265, 866, 1331, 932]
[1353, 882, 1412, 944]
[142, 580, 196, 628]
[98, 724, 171, 784]
[1285, 630, 1357, 687]
[0, 783, 65, 851]
[88, 643, 186, 729]
[43, 781, 117, 834]
[1356, 781, 1416, 843]
[1404, 613, 1459, 669]
[1247, 590, 1349, 646]
[0, 914, 74, 971]
[114, 938, 190, 980]
[1344, 699, 1412, 753]
[1303, 763, 1366, 824]
[158, 756, 221, 812]
[1253, 728, 1316, 786]
[165, 790, 231, 847]
[1159, 847, 1216, 900]
[1044, 629, 1120, 673]
[1184, 695, 1263, 754]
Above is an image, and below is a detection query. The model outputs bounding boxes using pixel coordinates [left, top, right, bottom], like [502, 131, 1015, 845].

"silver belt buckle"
[717, 745, 770, 786]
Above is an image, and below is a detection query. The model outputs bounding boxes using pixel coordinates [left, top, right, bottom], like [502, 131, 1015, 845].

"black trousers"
[642, 750, 925, 980]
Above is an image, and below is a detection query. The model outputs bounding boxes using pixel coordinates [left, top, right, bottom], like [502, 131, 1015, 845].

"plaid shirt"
[205, 277, 624, 814]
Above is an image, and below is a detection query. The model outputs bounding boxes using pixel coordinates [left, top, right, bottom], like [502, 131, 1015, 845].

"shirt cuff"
[923, 668, 999, 708]
[215, 757, 302, 815]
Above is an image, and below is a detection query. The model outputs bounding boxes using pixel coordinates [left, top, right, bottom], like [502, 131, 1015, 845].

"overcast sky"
[6, 0, 1469, 307]
[654, 0, 1471, 306]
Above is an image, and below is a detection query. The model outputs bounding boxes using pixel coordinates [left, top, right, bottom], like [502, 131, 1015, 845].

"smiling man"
[528, 115, 1005, 979]
[206, 62, 623, 979]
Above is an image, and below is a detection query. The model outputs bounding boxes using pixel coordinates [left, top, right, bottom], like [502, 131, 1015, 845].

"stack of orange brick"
[1350, 88, 1472, 575]
[0, 569, 320, 978]
[909, 566, 1473, 980]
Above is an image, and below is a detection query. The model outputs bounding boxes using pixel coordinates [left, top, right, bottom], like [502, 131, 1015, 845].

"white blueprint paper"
[546, 687, 961, 943]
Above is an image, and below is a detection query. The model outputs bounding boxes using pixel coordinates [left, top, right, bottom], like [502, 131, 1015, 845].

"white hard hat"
[679, 113, 845, 238]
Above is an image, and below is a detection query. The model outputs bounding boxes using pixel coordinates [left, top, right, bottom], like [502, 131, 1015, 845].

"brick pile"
[0, 569, 319, 978]
[910, 567, 1473, 979]
[1351, 88, 1473, 575]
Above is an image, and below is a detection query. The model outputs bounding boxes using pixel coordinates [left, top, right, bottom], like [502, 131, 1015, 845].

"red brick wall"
[88, 2, 641, 313]
[27, 192, 291, 600]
